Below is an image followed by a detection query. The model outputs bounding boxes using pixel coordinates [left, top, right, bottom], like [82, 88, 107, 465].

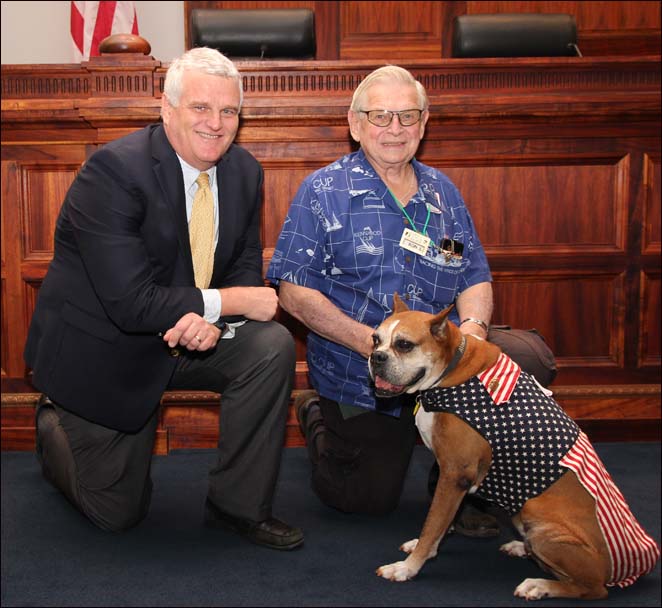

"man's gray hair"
[164, 47, 243, 108]
[350, 65, 428, 113]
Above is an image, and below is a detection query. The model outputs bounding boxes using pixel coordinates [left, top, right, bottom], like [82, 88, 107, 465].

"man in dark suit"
[24, 47, 303, 550]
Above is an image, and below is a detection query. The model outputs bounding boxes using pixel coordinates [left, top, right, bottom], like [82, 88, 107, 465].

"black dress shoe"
[294, 390, 325, 465]
[454, 499, 500, 538]
[294, 389, 320, 436]
[204, 499, 304, 550]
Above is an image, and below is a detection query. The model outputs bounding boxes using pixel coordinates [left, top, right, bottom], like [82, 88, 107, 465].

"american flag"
[561, 431, 661, 587]
[71, 1, 139, 62]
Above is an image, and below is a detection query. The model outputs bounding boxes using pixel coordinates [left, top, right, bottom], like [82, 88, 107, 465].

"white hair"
[350, 65, 428, 112]
[163, 47, 243, 108]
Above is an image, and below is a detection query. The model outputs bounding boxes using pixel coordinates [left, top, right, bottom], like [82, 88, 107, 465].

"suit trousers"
[36, 320, 295, 531]
[308, 328, 556, 515]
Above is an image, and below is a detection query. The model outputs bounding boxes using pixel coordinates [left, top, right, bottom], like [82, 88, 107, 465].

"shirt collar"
[348, 150, 441, 211]
[176, 155, 217, 195]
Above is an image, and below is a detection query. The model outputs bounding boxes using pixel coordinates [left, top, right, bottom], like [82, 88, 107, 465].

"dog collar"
[414, 335, 466, 414]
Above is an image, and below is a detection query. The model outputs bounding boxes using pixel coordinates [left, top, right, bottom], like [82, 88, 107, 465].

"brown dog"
[368, 294, 659, 600]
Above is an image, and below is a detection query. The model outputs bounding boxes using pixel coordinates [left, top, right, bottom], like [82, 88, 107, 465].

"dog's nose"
[370, 351, 388, 364]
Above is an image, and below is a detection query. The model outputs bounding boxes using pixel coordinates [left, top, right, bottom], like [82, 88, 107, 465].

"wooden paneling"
[261, 163, 320, 250]
[338, 1, 443, 59]
[443, 161, 627, 250]
[1, 53, 660, 448]
[21, 166, 79, 260]
[185, 1, 661, 58]
[2, 160, 26, 379]
[640, 272, 661, 367]
[491, 272, 624, 363]
[644, 155, 661, 252]
[1, 279, 8, 378]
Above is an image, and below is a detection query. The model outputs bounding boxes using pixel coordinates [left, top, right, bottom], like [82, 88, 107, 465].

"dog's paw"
[376, 561, 417, 582]
[514, 578, 552, 600]
[401, 538, 439, 559]
[400, 538, 419, 554]
[500, 540, 528, 558]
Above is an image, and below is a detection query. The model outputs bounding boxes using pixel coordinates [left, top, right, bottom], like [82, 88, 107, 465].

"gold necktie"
[189, 172, 215, 289]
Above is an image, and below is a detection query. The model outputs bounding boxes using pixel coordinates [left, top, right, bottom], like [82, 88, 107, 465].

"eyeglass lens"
[362, 109, 422, 127]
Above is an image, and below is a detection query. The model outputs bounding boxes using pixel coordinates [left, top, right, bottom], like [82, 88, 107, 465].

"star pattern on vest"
[422, 368, 579, 514]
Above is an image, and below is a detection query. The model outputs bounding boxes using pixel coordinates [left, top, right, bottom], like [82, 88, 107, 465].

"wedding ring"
[195, 335, 202, 342]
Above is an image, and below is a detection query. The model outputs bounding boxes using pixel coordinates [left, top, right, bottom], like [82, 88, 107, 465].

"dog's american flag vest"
[421, 353, 660, 587]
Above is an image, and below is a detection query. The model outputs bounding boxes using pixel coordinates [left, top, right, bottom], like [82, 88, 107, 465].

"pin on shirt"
[439, 238, 464, 262]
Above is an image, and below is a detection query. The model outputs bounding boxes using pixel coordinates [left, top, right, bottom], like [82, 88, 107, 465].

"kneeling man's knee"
[80, 485, 151, 532]
[261, 322, 296, 367]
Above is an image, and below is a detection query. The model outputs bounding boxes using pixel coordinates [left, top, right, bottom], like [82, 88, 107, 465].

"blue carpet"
[2, 443, 660, 607]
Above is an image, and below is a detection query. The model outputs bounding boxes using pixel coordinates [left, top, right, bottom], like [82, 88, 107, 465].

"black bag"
[487, 326, 557, 388]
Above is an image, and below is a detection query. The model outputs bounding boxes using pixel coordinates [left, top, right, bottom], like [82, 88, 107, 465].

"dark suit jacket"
[24, 124, 264, 432]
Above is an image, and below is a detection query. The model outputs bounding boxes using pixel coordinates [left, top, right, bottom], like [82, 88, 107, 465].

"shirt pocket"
[413, 249, 471, 307]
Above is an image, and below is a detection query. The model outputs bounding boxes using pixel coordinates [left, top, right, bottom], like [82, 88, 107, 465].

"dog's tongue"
[374, 375, 405, 393]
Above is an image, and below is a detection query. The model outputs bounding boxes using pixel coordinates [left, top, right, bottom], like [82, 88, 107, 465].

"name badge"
[400, 228, 431, 256]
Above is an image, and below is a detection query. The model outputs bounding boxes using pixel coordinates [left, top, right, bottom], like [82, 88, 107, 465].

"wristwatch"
[460, 317, 488, 333]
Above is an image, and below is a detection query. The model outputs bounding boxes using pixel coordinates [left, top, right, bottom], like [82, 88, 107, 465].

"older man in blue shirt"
[268, 148, 491, 412]
[267, 66, 552, 530]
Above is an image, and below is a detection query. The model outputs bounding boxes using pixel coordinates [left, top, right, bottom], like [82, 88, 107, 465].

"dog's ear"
[393, 292, 410, 314]
[430, 304, 455, 339]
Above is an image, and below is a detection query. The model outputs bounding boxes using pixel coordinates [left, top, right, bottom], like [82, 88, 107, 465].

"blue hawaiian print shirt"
[267, 150, 491, 413]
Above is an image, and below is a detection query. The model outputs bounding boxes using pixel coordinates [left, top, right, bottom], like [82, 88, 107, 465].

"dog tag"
[400, 228, 431, 256]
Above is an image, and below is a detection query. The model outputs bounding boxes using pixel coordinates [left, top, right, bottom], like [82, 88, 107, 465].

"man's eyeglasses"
[359, 109, 423, 127]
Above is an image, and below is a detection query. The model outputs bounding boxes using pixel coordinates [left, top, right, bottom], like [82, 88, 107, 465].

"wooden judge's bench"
[1, 42, 660, 451]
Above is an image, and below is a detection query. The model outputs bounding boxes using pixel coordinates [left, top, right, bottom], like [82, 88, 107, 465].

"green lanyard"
[388, 187, 431, 237]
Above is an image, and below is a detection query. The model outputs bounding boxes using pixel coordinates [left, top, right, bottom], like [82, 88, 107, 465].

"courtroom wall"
[2, 56, 660, 391]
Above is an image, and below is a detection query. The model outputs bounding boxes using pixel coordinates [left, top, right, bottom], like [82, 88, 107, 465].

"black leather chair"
[452, 13, 581, 58]
[189, 8, 316, 59]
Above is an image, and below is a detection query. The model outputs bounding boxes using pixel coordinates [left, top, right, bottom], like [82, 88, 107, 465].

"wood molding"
[2, 385, 660, 453]
[3, 56, 660, 101]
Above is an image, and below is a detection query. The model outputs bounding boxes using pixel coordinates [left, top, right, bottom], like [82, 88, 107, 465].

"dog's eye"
[372, 334, 380, 346]
[395, 339, 415, 353]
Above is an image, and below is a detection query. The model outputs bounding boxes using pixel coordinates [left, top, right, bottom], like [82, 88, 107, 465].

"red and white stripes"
[71, 1, 139, 62]
[478, 352, 521, 404]
[561, 431, 660, 587]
